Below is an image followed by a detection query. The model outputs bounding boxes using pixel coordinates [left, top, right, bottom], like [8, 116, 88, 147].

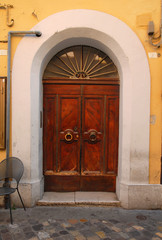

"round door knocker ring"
[65, 132, 73, 142]
[89, 131, 97, 142]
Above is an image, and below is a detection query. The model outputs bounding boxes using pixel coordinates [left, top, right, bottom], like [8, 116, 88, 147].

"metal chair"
[0, 157, 26, 224]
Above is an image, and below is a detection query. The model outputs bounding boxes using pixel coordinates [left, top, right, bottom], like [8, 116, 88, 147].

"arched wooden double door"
[43, 46, 119, 192]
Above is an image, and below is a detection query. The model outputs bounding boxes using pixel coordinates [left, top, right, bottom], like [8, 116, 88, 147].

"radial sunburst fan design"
[44, 45, 119, 79]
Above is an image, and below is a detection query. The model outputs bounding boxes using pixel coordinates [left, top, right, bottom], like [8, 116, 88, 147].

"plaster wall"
[0, 0, 161, 185]
[11, 10, 153, 208]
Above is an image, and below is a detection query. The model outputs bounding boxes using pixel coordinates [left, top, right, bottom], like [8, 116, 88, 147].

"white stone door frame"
[12, 10, 151, 208]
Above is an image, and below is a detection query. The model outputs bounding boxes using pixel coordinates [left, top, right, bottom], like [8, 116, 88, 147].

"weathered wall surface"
[0, 0, 161, 184]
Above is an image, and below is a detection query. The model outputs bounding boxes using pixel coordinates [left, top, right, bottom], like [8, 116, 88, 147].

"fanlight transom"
[44, 46, 119, 79]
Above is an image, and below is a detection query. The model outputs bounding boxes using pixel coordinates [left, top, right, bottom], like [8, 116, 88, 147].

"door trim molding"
[12, 9, 150, 208]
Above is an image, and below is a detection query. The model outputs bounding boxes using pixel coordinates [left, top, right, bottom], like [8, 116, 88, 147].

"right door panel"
[80, 85, 119, 191]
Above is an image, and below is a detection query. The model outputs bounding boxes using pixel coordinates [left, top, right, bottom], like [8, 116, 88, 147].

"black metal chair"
[0, 157, 26, 224]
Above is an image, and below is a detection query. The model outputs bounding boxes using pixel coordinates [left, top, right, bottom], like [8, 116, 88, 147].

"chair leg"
[8, 195, 13, 224]
[17, 188, 26, 211]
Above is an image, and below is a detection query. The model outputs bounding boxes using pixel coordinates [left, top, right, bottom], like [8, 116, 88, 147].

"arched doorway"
[43, 45, 119, 192]
[12, 9, 151, 207]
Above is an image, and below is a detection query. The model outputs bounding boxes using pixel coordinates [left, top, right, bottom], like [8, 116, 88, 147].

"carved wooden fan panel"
[43, 46, 119, 79]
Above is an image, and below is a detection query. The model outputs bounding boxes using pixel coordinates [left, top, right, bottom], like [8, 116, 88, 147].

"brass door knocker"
[65, 132, 73, 142]
[89, 131, 97, 142]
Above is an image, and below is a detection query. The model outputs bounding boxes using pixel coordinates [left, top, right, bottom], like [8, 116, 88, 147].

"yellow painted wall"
[0, 0, 161, 183]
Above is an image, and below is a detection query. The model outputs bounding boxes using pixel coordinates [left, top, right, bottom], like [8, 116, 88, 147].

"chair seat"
[0, 187, 16, 195]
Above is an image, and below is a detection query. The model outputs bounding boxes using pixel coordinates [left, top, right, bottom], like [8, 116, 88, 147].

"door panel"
[80, 176, 116, 191]
[83, 85, 119, 96]
[106, 97, 119, 174]
[83, 141, 102, 173]
[82, 96, 104, 174]
[58, 96, 80, 173]
[43, 84, 119, 192]
[83, 97, 103, 132]
[59, 141, 79, 172]
[45, 175, 80, 192]
[59, 96, 80, 131]
[43, 95, 57, 174]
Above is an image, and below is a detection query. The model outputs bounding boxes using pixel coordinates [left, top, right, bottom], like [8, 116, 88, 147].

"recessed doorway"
[43, 45, 119, 192]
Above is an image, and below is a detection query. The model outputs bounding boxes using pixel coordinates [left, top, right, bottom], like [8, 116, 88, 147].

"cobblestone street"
[0, 206, 162, 240]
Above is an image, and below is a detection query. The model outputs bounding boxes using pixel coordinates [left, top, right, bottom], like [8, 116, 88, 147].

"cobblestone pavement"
[0, 206, 162, 240]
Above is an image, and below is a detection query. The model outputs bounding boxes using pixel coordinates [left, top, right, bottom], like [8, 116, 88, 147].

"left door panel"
[43, 84, 81, 191]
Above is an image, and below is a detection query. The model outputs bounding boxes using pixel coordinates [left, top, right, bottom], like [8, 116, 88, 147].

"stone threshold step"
[37, 192, 120, 206]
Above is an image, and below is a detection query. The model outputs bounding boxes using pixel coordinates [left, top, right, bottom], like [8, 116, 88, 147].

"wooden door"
[43, 84, 119, 192]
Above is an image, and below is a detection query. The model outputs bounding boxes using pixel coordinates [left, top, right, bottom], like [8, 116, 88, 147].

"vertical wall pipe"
[160, 0, 162, 184]
[6, 32, 11, 159]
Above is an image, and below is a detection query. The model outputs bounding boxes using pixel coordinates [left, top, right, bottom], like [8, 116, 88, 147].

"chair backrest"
[0, 157, 24, 185]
